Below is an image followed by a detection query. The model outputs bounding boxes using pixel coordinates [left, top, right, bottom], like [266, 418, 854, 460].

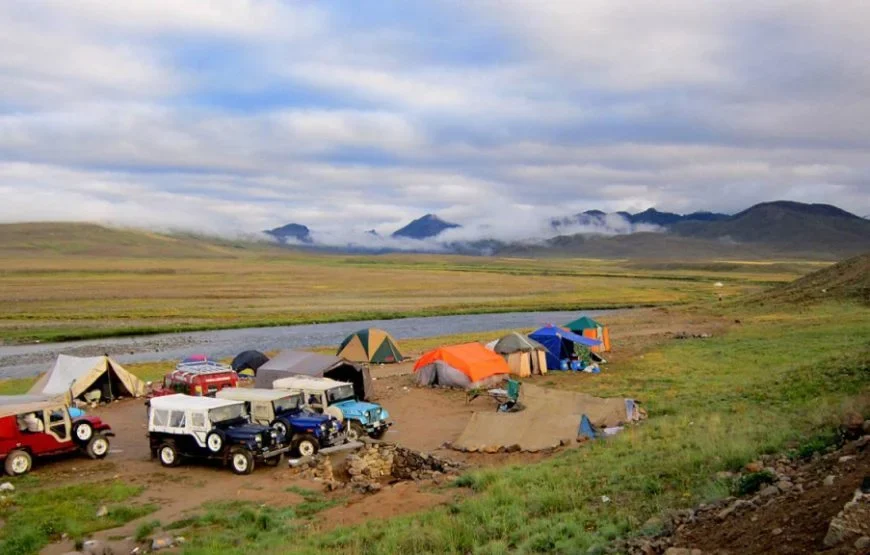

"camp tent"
[337, 328, 404, 364]
[231, 350, 269, 374]
[414, 343, 510, 389]
[255, 350, 373, 401]
[529, 326, 602, 370]
[565, 316, 611, 353]
[29, 355, 145, 403]
[493, 332, 548, 377]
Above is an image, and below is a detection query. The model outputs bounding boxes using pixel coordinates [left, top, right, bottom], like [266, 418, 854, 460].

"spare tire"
[206, 430, 225, 453]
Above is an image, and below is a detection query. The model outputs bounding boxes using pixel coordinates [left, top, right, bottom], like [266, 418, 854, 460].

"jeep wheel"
[229, 447, 254, 475]
[86, 434, 110, 459]
[73, 421, 94, 443]
[346, 421, 366, 442]
[270, 419, 288, 438]
[292, 434, 319, 457]
[262, 454, 282, 467]
[158, 443, 181, 467]
[371, 427, 388, 440]
[4, 450, 32, 476]
[206, 430, 225, 453]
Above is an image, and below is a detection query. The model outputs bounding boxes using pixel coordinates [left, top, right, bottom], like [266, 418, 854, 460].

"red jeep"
[149, 360, 239, 398]
[0, 395, 114, 476]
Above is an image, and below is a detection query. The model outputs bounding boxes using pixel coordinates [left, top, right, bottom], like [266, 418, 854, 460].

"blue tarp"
[529, 325, 602, 370]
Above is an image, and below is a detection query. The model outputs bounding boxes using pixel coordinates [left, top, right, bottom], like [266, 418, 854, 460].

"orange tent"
[414, 343, 510, 388]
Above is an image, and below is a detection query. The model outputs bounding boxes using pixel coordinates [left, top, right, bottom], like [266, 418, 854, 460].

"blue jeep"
[147, 394, 290, 474]
[273, 377, 391, 441]
[217, 388, 343, 457]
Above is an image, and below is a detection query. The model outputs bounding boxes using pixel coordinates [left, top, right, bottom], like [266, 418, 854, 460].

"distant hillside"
[749, 252, 870, 305]
[554, 208, 730, 229]
[264, 223, 312, 244]
[0, 222, 273, 259]
[498, 232, 781, 260]
[671, 201, 870, 256]
[392, 214, 460, 239]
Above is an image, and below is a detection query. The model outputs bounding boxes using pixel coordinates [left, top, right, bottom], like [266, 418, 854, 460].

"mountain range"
[265, 201, 870, 258]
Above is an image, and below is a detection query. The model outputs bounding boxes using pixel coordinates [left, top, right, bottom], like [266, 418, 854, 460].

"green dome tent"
[337, 328, 404, 364]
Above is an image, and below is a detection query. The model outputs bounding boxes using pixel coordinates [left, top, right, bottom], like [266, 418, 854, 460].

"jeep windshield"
[273, 394, 302, 414]
[208, 404, 247, 426]
[326, 385, 356, 404]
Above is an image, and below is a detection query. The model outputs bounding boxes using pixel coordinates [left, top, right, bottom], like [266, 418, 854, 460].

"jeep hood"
[335, 400, 386, 417]
[288, 414, 330, 428]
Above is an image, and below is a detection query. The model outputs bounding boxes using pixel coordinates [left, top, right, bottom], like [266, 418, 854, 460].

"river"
[0, 309, 618, 379]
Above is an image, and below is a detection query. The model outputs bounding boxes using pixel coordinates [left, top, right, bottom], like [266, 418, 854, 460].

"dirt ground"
[33, 307, 728, 553]
[671, 439, 870, 554]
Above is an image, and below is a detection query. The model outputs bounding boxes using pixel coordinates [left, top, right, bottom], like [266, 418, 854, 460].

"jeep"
[0, 395, 114, 476]
[147, 394, 289, 474]
[272, 377, 391, 441]
[149, 360, 239, 398]
[216, 388, 344, 457]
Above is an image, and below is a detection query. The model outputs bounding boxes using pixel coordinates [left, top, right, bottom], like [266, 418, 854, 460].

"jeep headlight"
[270, 430, 278, 439]
[255, 433, 263, 443]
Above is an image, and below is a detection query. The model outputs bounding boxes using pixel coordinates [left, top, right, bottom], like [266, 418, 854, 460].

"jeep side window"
[153, 409, 169, 426]
[169, 411, 185, 428]
[191, 412, 206, 429]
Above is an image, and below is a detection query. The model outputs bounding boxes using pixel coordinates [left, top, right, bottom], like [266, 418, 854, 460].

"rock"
[855, 536, 870, 550]
[760, 485, 779, 498]
[838, 455, 855, 464]
[824, 475, 835, 487]
[776, 480, 793, 492]
[82, 540, 112, 555]
[772, 528, 783, 536]
[95, 505, 108, 518]
[663, 548, 695, 555]
[745, 461, 764, 473]
[505, 444, 521, 453]
[863, 420, 870, 434]
[715, 471, 734, 481]
[151, 536, 175, 551]
[482, 445, 500, 454]
[0, 482, 14, 492]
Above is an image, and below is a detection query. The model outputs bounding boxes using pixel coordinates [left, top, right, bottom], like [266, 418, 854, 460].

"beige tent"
[493, 332, 548, 378]
[29, 355, 145, 403]
[453, 384, 646, 452]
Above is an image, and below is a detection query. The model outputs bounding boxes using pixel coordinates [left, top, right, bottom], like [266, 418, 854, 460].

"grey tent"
[255, 350, 373, 401]
[29, 355, 145, 403]
[493, 332, 549, 377]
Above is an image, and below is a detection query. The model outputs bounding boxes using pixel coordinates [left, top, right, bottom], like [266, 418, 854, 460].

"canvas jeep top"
[216, 387, 344, 456]
[147, 394, 288, 474]
[0, 394, 113, 476]
[272, 376, 391, 441]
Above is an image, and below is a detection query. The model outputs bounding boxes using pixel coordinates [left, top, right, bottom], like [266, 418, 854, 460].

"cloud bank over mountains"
[1, 1, 869, 240]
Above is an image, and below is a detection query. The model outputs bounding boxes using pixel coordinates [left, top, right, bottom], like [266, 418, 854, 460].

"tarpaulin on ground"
[452, 384, 645, 452]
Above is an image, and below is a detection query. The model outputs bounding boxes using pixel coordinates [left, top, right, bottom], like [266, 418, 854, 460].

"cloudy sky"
[1, 1, 868, 241]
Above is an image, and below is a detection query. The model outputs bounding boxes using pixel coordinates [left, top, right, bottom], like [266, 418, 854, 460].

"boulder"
[744, 461, 764, 473]
[823, 475, 835, 487]
[0, 482, 14, 492]
[760, 485, 779, 498]
[82, 540, 112, 555]
[151, 536, 175, 551]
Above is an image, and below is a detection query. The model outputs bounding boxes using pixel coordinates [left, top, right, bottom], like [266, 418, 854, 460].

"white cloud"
[0, 0, 869, 241]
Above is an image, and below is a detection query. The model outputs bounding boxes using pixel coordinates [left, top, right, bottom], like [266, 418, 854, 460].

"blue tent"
[529, 325, 602, 370]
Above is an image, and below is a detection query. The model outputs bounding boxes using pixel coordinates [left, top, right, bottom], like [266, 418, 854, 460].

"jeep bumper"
[321, 428, 346, 447]
[256, 445, 290, 460]
[364, 420, 392, 434]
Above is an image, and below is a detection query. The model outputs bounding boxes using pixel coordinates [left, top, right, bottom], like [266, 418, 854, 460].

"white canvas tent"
[29, 355, 145, 403]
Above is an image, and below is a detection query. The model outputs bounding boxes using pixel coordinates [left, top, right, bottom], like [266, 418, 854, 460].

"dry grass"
[0, 223, 824, 344]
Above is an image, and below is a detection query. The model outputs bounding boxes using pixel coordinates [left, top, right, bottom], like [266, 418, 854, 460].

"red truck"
[0, 395, 114, 476]
[149, 360, 239, 398]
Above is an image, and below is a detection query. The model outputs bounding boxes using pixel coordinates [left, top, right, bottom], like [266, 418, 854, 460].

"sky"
[1, 0, 869, 244]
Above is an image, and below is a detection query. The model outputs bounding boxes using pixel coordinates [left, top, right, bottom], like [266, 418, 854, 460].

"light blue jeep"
[272, 377, 391, 441]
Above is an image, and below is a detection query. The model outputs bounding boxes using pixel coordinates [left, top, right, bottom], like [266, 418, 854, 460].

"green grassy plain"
[0, 224, 827, 344]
